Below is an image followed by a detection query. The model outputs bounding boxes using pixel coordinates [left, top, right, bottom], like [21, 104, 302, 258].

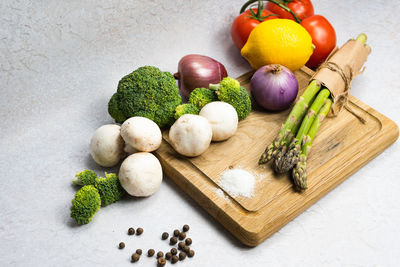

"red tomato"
[266, 0, 314, 21]
[301, 15, 337, 69]
[231, 8, 278, 50]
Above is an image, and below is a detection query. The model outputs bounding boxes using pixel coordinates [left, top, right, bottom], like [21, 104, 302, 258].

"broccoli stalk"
[70, 185, 101, 225]
[72, 169, 97, 186]
[209, 77, 251, 120]
[188, 87, 218, 109]
[95, 172, 125, 206]
[108, 66, 182, 128]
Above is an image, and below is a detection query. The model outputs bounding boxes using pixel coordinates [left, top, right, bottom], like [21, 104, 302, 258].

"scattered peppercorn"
[182, 224, 190, 232]
[157, 257, 166, 267]
[119, 242, 125, 249]
[183, 245, 190, 253]
[179, 252, 186, 261]
[135, 249, 142, 255]
[128, 227, 135, 235]
[178, 232, 186, 240]
[170, 236, 178, 245]
[185, 238, 192, 246]
[170, 248, 177, 255]
[171, 255, 179, 264]
[147, 249, 155, 257]
[173, 229, 180, 237]
[157, 251, 164, 258]
[136, 228, 143, 235]
[131, 253, 140, 262]
[188, 250, 195, 258]
[162, 232, 169, 240]
[165, 252, 172, 260]
[178, 242, 185, 250]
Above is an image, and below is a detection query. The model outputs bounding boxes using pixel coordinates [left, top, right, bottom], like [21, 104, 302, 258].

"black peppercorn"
[179, 252, 186, 261]
[131, 253, 140, 262]
[119, 242, 125, 249]
[178, 232, 186, 240]
[165, 252, 172, 260]
[182, 224, 190, 232]
[136, 228, 143, 235]
[170, 236, 178, 245]
[157, 251, 164, 258]
[161, 232, 169, 240]
[157, 257, 166, 266]
[171, 255, 179, 264]
[188, 250, 195, 258]
[147, 249, 155, 257]
[183, 245, 190, 253]
[185, 238, 192, 246]
[170, 248, 177, 255]
[178, 241, 185, 250]
[128, 227, 135, 235]
[173, 229, 180, 237]
[136, 249, 142, 255]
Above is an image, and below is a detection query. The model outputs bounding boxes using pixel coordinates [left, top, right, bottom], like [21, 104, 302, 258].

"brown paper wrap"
[311, 38, 371, 120]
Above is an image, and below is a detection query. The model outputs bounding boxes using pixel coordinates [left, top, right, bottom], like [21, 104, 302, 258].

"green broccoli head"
[232, 86, 252, 120]
[95, 172, 125, 206]
[209, 77, 251, 120]
[70, 185, 101, 225]
[174, 103, 200, 120]
[209, 77, 241, 96]
[72, 170, 97, 186]
[108, 66, 182, 127]
[188, 88, 218, 109]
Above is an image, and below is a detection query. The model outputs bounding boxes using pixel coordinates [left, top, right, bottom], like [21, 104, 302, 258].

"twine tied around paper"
[316, 61, 366, 124]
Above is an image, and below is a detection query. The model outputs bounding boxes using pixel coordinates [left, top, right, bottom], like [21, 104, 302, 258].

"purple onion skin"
[250, 64, 298, 111]
[174, 54, 228, 99]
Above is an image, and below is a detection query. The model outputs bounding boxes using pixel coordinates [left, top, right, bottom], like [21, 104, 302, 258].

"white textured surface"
[1, 0, 399, 266]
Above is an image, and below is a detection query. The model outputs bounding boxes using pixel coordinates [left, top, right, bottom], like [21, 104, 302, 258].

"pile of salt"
[218, 168, 255, 198]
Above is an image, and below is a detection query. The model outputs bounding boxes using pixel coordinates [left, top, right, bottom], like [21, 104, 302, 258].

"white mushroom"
[90, 124, 126, 167]
[124, 143, 138, 155]
[169, 114, 212, 157]
[120, 116, 162, 152]
[118, 152, 163, 197]
[199, 101, 238, 141]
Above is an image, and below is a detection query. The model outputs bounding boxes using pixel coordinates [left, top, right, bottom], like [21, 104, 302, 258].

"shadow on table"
[162, 175, 251, 250]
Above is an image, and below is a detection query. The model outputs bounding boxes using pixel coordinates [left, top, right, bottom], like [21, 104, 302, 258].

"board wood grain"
[155, 67, 399, 246]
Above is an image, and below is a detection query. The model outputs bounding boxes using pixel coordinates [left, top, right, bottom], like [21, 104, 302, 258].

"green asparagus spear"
[259, 80, 321, 164]
[274, 88, 331, 173]
[292, 98, 333, 191]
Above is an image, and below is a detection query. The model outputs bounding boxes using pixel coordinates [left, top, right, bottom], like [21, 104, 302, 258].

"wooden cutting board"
[154, 67, 399, 246]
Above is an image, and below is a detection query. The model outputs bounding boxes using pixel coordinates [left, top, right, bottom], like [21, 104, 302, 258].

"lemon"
[241, 19, 313, 71]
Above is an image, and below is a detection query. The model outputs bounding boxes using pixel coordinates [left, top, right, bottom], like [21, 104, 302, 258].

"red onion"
[250, 64, 298, 111]
[174, 54, 228, 99]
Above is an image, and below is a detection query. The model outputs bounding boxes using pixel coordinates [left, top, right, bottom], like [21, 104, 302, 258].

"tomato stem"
[239, 0, 302, 23]
[246, 0, 269, 22]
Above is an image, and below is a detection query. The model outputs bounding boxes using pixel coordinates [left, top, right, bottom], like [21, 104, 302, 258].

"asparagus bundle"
[274, 88, 331, 173]
[292, 98, 332, 190]
[259, 34, 369, 191]
[258, 80, 321, 164]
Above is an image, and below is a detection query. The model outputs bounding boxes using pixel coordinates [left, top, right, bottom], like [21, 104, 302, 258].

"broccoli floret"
[234, 86, 252, 120]
[70, 185, 101, 225]
[209, 77, 241, 95]
[108, 93, 126, 123]
[209, 77, 251, 120]
[72, 169, 97, 186]
[174, 103, 200, 120]
[95, 172, 125, 206]
[188, 87, 218, 109]
[108, 66, 182, 127]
